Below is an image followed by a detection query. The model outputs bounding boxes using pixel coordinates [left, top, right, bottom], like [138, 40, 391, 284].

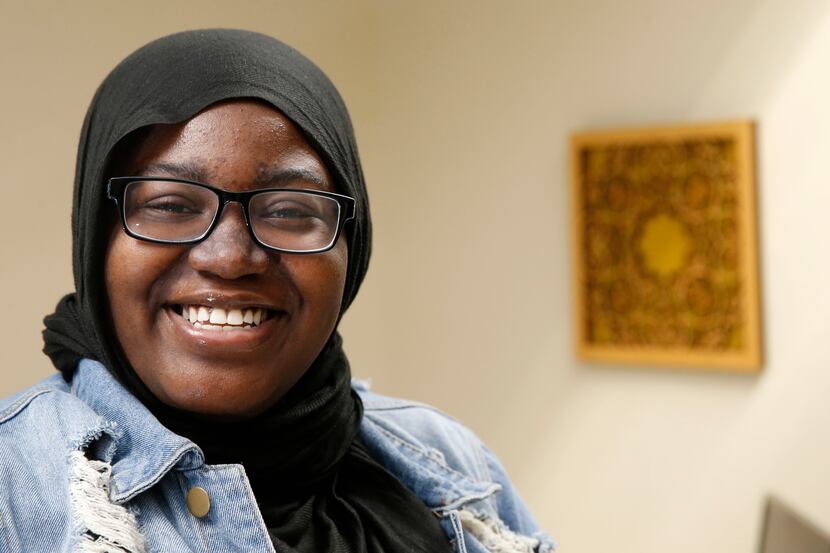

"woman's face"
[104, 100, 348, 418]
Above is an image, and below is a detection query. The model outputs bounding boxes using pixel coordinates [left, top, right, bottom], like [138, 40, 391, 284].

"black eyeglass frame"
[107, 176, 357, 254]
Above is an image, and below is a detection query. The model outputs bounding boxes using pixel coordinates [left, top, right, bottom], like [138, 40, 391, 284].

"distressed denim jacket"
[0, 360, 555, 553]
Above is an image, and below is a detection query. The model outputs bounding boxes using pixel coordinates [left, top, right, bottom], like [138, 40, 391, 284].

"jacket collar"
[72, 359, 204, 503]
[72, 359, 496, 511]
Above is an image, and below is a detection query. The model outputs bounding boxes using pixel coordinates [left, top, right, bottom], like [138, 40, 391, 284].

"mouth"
[171, 304, 277, 331]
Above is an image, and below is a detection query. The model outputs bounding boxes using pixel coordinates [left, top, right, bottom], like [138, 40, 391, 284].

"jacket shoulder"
[0, 374, 103, 452]
[357, 384, 488, 477]
[0, 373, 68, 421]
[0, 375, 104, 551]
[355, 383, 555, 551]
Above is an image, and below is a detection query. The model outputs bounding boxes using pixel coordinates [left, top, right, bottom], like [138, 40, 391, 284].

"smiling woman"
[0, 30, 553, 553]
[105, 101, 349, 418]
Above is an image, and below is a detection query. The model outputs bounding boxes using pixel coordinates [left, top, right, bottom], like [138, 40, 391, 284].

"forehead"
[122, 99, 334, 192]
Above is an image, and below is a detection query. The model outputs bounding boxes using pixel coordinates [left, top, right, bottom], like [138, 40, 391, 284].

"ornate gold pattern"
[571, 121, 762, 371]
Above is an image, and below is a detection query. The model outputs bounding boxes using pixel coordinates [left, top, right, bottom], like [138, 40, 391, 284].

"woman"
[0, 29, 553, 553]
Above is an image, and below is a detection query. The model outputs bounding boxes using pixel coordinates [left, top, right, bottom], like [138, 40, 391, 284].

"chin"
[152, 370, 287, 420]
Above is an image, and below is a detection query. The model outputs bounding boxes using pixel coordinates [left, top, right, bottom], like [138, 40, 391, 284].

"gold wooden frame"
[571, 121, 762, 372]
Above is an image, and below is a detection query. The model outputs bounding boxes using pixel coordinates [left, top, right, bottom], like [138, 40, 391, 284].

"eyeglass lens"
[123, 180, 342, 251]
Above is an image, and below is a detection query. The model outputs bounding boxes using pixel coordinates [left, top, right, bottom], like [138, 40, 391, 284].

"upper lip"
[166, 291, 287, 312]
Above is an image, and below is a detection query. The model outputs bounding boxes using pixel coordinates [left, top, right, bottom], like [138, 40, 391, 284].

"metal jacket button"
[187, 486, 211, 518]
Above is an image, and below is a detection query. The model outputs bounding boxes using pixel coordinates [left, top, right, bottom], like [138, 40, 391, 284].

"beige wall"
[3, 2, 830, 552]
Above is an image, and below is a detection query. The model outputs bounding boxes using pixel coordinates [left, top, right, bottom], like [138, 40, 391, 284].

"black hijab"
[42, 29, 451, 552]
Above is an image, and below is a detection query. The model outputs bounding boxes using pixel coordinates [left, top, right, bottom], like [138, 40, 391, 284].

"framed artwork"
[570, 120, 762, 372]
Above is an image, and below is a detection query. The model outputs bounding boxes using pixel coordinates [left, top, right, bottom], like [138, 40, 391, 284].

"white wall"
[2, 2, 829, 552]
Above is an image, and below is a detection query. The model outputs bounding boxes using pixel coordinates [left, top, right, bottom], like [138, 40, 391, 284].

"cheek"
[104, 230, 180, 334]
[292, 240, 349, 321]
[321, 241, 349, 312]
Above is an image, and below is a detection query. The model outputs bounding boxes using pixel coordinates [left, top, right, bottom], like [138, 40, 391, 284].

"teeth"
[196, 322, 244, 330]
[209, 308, 227, 324]
[227, 309, 244, 325]
[178, 305, 270, 329]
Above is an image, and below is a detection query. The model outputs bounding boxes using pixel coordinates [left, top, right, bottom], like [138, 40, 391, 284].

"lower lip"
[164, 307, 285, 351]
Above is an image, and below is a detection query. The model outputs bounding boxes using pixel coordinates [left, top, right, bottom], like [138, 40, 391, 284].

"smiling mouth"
[172, 304, 276, 330]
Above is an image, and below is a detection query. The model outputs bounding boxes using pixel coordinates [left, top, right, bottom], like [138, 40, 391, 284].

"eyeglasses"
[107, 177, 356, 254]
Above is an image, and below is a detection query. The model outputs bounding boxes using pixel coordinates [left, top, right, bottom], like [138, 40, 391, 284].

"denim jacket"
[0, 359, 554, 553]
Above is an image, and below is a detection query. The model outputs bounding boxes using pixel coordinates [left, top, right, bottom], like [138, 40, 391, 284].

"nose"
[188, 203, 271, 279]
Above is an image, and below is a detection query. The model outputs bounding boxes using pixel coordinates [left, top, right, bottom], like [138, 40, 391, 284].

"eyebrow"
[136, 162, 210, 182]
[134, 162, 329, 189]
[254, 166, 329, 189]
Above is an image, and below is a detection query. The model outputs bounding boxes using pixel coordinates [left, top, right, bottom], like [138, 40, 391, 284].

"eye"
[138, 194, 206, 216]
[265, 204, 315, 219]
[258, 199, 319, 221]
[249, 192, 339, 237]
